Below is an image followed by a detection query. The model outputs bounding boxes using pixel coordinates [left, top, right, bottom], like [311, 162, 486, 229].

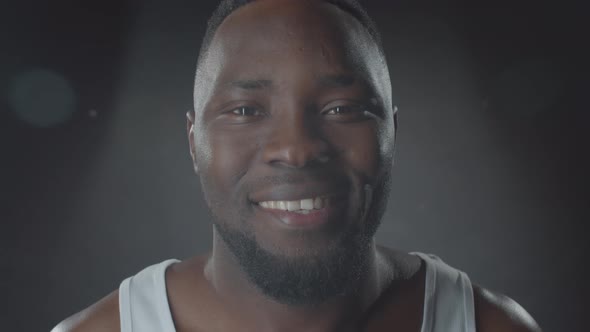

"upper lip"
[249, 182, 348, 203]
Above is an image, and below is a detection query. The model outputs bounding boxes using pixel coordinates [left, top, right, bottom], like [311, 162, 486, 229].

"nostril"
[261, 124, 331, 168]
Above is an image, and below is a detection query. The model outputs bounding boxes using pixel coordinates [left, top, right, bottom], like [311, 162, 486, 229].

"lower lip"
[254, 201, 343, 229]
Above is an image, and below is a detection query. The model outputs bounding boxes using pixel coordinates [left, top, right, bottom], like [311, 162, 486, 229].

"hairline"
[194, 0, 387, 88]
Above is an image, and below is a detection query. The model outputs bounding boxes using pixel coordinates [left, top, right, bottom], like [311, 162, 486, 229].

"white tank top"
[118, 253, 475, 332]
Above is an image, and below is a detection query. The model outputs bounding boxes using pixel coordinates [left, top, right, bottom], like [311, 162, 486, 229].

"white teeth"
[287, 201, 300, 211]
[258, 196, 327, 211]
[278, 201, 287, 210]
[300, 198, 314, 210]
[313, 196, 323, 209]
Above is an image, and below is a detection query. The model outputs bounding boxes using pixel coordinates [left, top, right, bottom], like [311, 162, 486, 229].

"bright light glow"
[9, 68, 76, 127]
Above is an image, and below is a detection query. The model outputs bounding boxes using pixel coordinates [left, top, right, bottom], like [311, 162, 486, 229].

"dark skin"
[53, 1, 542, 331]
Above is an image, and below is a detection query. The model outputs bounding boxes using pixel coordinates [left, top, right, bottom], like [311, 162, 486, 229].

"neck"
[204, 230, 394, 332]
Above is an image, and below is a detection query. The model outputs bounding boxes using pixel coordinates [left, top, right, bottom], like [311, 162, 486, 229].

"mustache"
[239, 170, 348, 196]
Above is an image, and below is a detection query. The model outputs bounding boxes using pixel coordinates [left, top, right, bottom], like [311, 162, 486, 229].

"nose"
[262, 112, 331, 169]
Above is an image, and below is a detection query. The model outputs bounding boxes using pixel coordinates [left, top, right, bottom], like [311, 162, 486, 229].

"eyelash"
[322, 105, 367, 116]
[230, 106, 263, 117]
[228, 105, 371, 117]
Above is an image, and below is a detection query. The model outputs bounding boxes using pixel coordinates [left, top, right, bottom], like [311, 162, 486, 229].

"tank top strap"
[118, 259, 180, 332]
[411, 252, 476, 332]
[118, 254, 474, 331]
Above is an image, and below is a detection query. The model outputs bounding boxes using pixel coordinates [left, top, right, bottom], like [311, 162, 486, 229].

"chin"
[215, 219, 373, 306]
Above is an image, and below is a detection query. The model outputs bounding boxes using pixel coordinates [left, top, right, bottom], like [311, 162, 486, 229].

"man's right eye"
[230, 106, 261, 117]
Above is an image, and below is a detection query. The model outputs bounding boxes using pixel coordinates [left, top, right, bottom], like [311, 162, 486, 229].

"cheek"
[330, 124, 382, 177]
[197, 128, 258, 207]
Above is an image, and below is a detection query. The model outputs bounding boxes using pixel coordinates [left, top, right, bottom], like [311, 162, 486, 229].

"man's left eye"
[324, 105, 360, 115]
[322, 104, 374, 120]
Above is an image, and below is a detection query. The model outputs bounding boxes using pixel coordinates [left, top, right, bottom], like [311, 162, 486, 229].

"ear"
[186, 110, 199, 174]
[391, 105, 399, 164]
[392, 105, 399, 142]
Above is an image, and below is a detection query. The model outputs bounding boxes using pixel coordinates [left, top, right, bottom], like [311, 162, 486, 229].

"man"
[54, 0, 542, 331]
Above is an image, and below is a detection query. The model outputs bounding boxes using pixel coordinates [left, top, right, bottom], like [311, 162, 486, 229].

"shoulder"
[51, 290, 120, 332]
[473, 284, 542, 332]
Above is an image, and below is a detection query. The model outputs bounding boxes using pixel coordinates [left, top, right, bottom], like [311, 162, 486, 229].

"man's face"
[188, 0, 395, 304]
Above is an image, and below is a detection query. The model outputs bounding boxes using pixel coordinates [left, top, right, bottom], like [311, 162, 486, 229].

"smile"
[256, 196, 328, 214]
[254, 195, 345, 229]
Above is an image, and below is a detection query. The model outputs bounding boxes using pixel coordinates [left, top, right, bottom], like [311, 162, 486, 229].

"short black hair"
[195, 0, 385, 71]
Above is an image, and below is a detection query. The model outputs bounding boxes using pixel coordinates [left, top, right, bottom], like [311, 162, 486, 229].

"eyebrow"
[225, 74, 357, 91]
[228, 79, 272, 90]
[317, 74, 356, 88]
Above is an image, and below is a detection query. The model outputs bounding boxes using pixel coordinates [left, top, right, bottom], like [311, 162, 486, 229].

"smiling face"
[188, 0, 396, 305]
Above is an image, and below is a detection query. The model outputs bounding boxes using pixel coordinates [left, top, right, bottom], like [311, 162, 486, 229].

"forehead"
[217, 1, 360, 57]
[195, 0, 392, 110]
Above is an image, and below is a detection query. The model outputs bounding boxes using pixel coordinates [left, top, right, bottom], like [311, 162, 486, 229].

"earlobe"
[186, 110, 199, 174]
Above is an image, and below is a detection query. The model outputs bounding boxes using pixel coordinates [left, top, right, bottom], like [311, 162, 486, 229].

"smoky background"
[0, 0, 587, 331]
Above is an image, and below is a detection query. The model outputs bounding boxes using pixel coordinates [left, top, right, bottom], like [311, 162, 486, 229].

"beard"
[204, 165, 393, 306]
[214, 219, 375, 306]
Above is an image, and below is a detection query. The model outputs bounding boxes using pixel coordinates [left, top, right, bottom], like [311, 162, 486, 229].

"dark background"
[1, 0, 588, 331]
